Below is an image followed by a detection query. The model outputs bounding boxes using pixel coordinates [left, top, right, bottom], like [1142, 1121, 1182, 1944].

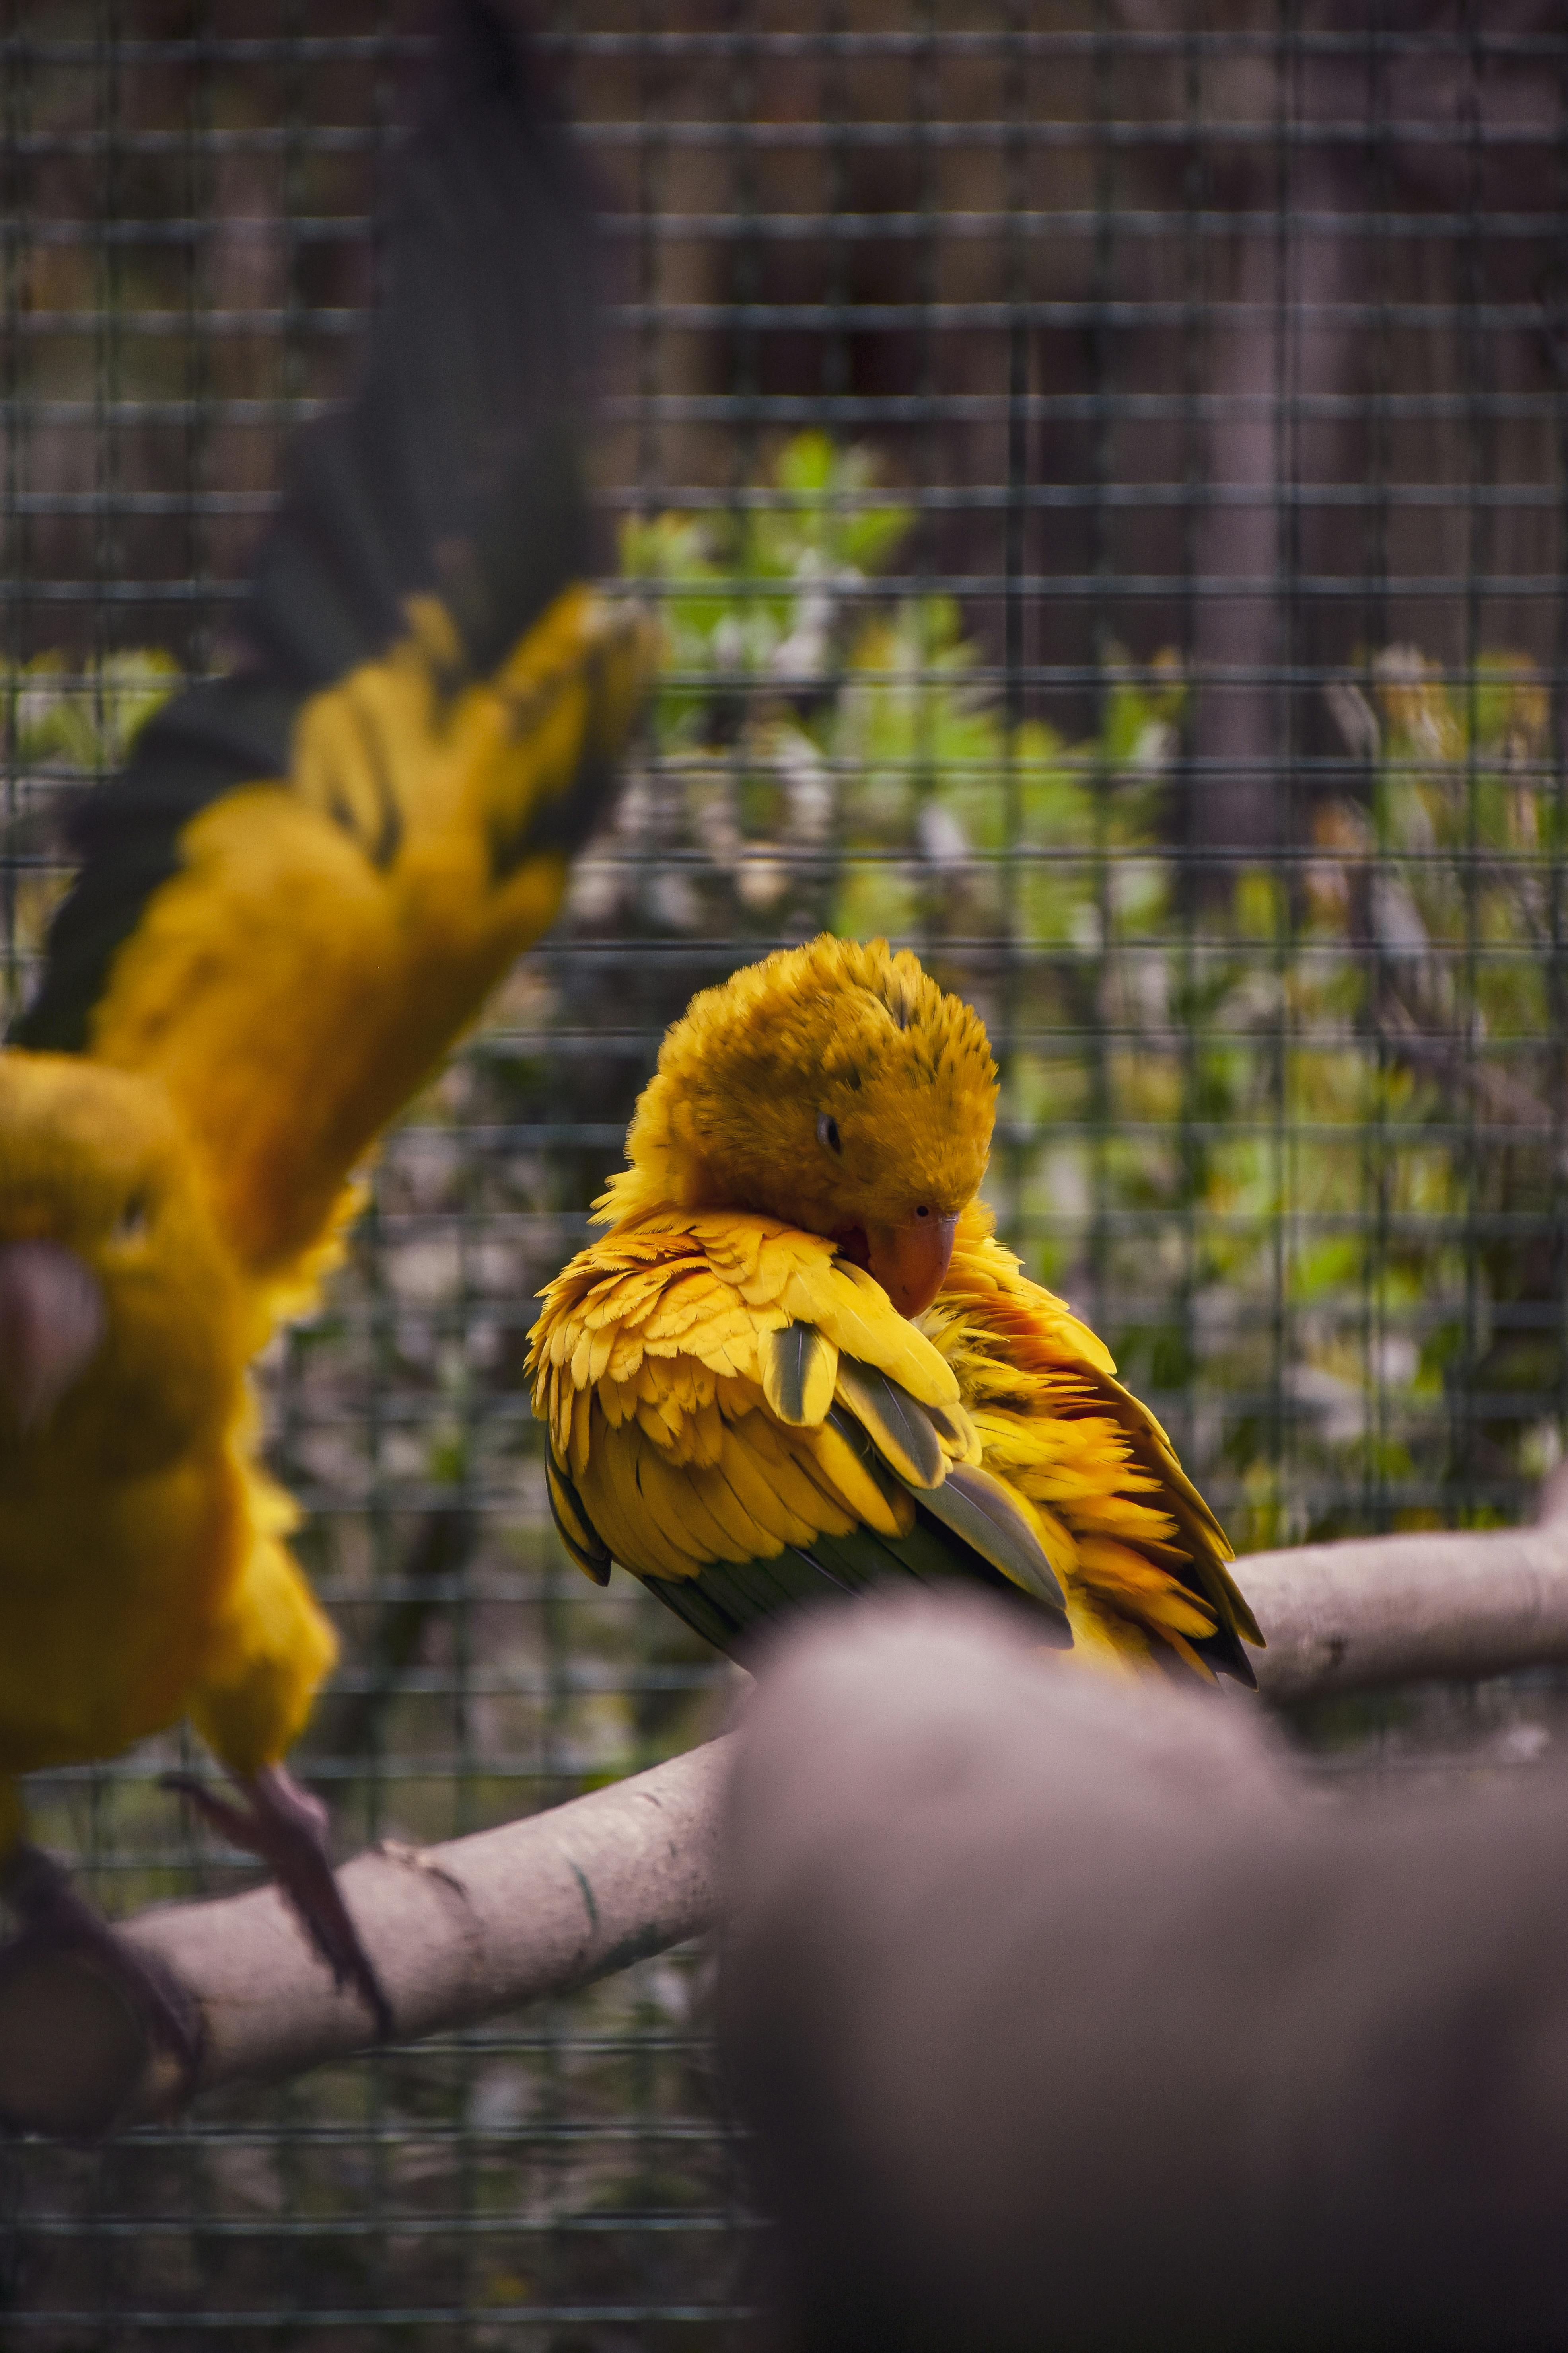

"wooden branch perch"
[1250, 1469, 1568, 1702]
[0, 1736, 733, 2138]
[6, 1484, 1568, 2137]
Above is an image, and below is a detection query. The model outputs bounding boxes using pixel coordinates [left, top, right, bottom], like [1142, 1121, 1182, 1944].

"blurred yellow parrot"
[0, 0, 652, 2063]
[531, 937, 1261, 1687]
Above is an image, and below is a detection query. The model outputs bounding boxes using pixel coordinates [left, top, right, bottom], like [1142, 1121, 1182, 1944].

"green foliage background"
[610, 433, 1566, 1551]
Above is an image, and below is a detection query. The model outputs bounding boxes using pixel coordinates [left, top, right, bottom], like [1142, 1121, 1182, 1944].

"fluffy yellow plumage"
[927, 1203, 1260, 1679]
[0, 4, 650, 2058]
[606, 935, 996, 1235]
[0, 1060, 309, 1783]
[531, 937, 1261, 1685]
[537, 1214, 982, 1578]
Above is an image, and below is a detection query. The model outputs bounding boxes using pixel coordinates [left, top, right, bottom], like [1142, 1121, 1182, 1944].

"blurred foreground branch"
[7, 1487, 1568, 2135]
[724, 1597, 1568, 2352]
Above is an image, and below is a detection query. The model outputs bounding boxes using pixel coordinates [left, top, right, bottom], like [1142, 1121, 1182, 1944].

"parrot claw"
[0, 1840, 204, 2108]
[164, 1763, 394, 2042]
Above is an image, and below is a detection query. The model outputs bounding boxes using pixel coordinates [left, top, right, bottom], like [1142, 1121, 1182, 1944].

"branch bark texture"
[0, 1735, 733, 2136]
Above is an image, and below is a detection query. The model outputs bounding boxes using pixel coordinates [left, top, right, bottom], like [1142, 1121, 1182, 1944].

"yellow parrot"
[0, 0, 652, 2061]
[530, 937, 1261, 1687]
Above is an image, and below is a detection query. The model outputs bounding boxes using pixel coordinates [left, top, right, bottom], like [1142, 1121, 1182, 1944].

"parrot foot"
[163, 1764, 394, 2042]
[0, 1840, 204, 2105]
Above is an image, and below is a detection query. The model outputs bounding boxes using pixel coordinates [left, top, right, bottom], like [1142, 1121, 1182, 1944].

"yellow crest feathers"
[600, 937, 999, 1237]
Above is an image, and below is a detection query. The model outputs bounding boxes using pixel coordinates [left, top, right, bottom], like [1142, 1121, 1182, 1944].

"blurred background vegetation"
[611, 435, 1567, 1559]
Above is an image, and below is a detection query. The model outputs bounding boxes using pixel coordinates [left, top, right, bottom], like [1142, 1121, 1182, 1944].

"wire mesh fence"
[2, 1, 1567, 2341]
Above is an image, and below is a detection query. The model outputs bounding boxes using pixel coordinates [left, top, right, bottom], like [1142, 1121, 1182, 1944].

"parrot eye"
[113, 1192, 152, 1243]
[816, 1113, 842, 1157]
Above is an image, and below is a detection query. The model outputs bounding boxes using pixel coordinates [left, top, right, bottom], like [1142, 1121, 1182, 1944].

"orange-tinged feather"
[924, 1208, 1257, 1681]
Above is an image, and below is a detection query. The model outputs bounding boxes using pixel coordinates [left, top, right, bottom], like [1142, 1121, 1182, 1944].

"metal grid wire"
[2, 2, 1568, 2341]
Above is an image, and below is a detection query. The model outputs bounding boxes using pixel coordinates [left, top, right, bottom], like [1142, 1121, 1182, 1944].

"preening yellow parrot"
[0, 0, 651, 2061]
[531, 937, 1261, 1687]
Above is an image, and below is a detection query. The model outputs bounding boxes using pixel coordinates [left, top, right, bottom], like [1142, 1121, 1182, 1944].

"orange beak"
[0, 1241, 106, 1435]
[863, 1212, 959, 1320]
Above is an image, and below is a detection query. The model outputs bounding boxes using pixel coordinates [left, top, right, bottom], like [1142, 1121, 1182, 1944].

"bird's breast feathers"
[0, 1436, 260, 1770]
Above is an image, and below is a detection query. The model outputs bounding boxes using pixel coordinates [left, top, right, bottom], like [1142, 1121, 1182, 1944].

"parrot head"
[603, 936, 998, 1317]
[0, 1053, 247, 1463]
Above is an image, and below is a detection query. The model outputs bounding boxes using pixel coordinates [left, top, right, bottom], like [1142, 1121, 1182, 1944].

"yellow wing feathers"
[90, 586, 652, 1302]
[530, 1214, 983, 1588]
[531, 1196, 1258, 1681]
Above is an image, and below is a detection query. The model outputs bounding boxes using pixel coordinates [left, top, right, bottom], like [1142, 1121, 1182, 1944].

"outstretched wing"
[14, 0, 652, 1301]
[926, 1204, 1262, 1687]
[529, 1211, 1072, 1659]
